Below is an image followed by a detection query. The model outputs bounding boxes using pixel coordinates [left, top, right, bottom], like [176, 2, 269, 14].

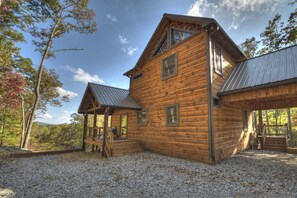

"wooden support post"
[102, 107, 109, 157]
[258, 110, 263, 149]
[92, 111, 97, 152]
[288, 108, 294, 146]
[82, 113, 88, 151]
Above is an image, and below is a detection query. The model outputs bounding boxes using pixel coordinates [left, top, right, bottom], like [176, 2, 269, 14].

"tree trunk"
[19, 95, 26, 148]
[22, 39, 53, 150]
[288, 108, 294, 146]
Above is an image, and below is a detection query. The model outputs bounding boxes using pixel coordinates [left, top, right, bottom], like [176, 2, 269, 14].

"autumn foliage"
[0, 71, 25, 111]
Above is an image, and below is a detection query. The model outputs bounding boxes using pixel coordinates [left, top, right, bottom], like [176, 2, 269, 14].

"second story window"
[162, 53, 177, 80]
[214, 44, 223, 74]
[171, 29, 193, 46]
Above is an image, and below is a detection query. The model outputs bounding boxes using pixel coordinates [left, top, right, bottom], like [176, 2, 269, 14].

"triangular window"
[171, 29, 193, 46]
[153, 33, 168, 56]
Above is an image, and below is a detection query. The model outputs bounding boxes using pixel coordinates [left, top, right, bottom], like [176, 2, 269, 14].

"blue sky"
[20, 0, 294, 124]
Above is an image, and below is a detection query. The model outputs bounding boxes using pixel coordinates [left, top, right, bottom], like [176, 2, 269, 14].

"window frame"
[214, 43, 223, 75]
[162, 52, 178, 80]
[243, 109, 248, 131]
[152, 32, 168, 57]
[166, 104, 179, 127]
[136, 109, 148, 125]
[170, 27, 194, 46]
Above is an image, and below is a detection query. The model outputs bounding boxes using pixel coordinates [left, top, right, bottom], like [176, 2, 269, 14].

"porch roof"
[218, 45, 297, 96]
[78, 83, 142, 113]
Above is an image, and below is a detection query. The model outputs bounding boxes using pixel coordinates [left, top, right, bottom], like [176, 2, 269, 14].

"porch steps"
[112, 140, 144, 157]
[264, 137, 286, 152]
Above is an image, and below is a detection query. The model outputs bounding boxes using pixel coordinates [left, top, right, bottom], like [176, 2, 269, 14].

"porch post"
[102, 107, 109, 157]
[82, 113, 88, 151]
[92, 111, 97, 152]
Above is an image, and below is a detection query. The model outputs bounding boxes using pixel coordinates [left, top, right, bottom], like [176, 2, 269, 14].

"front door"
[120, 113, 128, 138]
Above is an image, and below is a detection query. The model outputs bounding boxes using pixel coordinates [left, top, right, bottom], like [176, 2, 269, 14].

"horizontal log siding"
[129, 31, 211, 163]
[211, 39, 250, 161]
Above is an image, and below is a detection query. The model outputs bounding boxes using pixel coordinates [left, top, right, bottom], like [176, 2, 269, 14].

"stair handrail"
[262, 124, 266, 148]
[104, 128, 114, 157]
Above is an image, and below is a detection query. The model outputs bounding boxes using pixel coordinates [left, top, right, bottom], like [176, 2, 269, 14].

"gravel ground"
[0, 150, 296, 198]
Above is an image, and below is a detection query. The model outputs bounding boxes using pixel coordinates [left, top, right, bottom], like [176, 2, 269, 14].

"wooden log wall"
[126, 22, 211, 163]
[211, 38, 251, 161]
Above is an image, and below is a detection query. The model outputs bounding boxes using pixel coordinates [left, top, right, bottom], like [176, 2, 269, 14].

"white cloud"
[119, 34, 129, 44]
[228, 16, 247, 30]
[121, 47, 138, 56]
[57, 110, 74, 124]
[56, 87, 78, 99]
[127, 47, 138, 55]
[187, 0, 217, 17]
[106, 14, 117, 22]
[40, 112, 52, 119]
[187, 0, 283, 30]
[220, 0, 283, 16]
[65, 66, 105, 84]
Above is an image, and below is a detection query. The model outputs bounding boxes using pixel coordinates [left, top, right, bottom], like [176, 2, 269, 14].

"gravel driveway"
[0, 150, 296, 198]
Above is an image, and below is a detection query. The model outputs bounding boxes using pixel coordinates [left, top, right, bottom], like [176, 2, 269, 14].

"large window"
[162, 53, 178, 80]
[171, 29, 193, 46]
[214, 44, 223, 74]
[243, 110, 248, 131]
[137, 110, 147, 125]
[166, 104, 179, 126]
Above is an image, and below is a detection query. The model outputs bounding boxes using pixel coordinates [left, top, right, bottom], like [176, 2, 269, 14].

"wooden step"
[263, 137, 286, 152]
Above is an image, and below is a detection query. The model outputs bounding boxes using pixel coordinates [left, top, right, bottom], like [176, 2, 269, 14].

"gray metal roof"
[78, 83, 142, 113]
[89, 83, 141, 109]
[218, 45, 297, 95]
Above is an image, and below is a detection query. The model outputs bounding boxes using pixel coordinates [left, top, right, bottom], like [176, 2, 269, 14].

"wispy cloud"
[106, 14, 118, 22]
[122, 47, 138, 56]
[39, 112, 52, 119]
[56, 87, 78, 99]
[57, 110, 74, 124]
[187, 0, 283, 30]
[119, 34, 129, 44]
[65, 66, 105, 84]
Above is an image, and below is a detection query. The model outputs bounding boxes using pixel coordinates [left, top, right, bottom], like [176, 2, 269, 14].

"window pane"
[162, 53, 177, 79]
[166, 105, 178, 126]
[154, 34, 168, 56]
[243, 110, 248, 131]
[137, 111, 147, 125]
[172, 29, 192, 45]
[215, 44, 222, 73]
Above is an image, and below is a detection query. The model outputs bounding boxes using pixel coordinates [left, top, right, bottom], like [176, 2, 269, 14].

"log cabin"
[78, 14, 297, 164]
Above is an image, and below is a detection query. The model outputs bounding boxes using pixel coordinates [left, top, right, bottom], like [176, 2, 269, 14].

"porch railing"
[86, 127, 104, 140]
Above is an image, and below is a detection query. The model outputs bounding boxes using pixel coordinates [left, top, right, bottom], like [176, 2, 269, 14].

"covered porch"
[218, 45, 297, 153]
[78, 83, 143, 157]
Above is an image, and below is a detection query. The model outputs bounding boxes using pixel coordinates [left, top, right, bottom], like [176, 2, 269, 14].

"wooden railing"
[86, 127, 104, 140]
[104, 128, 114, 157]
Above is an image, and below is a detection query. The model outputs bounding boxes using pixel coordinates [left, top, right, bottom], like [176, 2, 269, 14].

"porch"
[78, 83, 143, 158]
[84, 126, 143, 157]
